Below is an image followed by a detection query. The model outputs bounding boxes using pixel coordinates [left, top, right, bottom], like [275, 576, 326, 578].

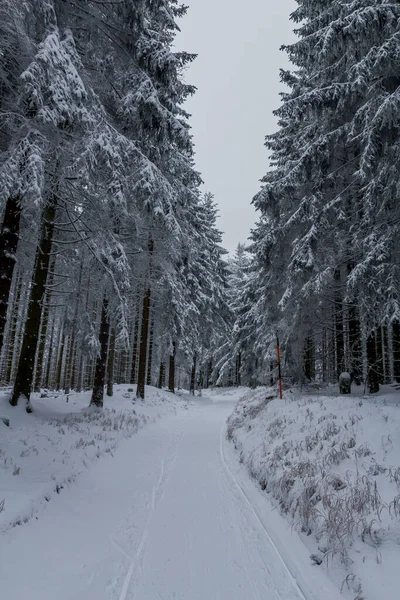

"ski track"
[116, 433, 182, 600]
[0, 392, 339, 600]
[219, 423, 307, 600]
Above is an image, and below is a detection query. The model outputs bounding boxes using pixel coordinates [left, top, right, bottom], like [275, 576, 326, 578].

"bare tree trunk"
[136, 287, 151, 399]
[2, 273, 22, 384]
[382, 325, 390, 384]
[56, 333, 66, 391]
[168, 341, 176, 394]
[376, 326, 384, 384]
[367, 329, 380, 393]
[158, 361, 165, 389]
[0, 196, 22, 355]
[90, 297, 110, 407]
[34, 261, 55, 391]
[43, 313, 56, 389]
[190, 354, 197, 395]
[130, 302, 140, 384]
[348, 303, 362, 384]
[303, 335, 315, 381]
[146, 314, 154, 386]
[10, 195, 56, 410]
[106, 327, 116, 397]
[206, 359, 213, 388]
[334, 269, 344, 379]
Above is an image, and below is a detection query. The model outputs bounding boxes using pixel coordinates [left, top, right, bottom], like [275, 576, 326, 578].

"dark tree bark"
[10, 196, 56, 410]
[106, 327, 116, 397]
[303, 335, 315, 381]
[146, 314, 154, 386]
[90, 297, 110, 407]
[334, 269, 344, 379]
[206, 359, 213, 388]
[136, 287, 151, 399]
[0, 196, 22, 356]
[130, 302, 140, 384]
[393, 322, 400, 383]
[376, 326, 384, 384]
[190, 354, 197, 396]
[382, 325, 390, 384]
[158, 362, 165, 389]
[168, 341, 176, 394]
[43, 314, 56, 389]
[3, 273, 22, 384]
[34, 261, 55, 392]
[348, 303, 362, 385]
[236, 352, 242, 386]
[56, 333, 66, 391]
[367, 329, 380, 393]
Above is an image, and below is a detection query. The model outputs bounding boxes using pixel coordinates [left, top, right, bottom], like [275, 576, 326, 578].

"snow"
[0, 385, 187, 532]
[0, 386, 341, 600]
[227, 385, 400, 600]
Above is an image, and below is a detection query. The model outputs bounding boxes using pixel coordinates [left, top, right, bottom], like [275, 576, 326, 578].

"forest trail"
[0, 389, 336, 600]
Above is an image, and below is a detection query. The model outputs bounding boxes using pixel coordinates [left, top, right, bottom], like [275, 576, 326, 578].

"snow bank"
[227, 387, 400, 600]
[0, 385, 189, 533]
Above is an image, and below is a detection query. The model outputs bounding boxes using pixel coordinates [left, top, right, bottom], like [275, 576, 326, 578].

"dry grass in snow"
[227, 387, 400, 600]
[0, 385, 189, 533]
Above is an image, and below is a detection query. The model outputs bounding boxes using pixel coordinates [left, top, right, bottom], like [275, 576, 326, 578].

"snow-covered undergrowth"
[227, 387, 400, 599]
[0, 385, 188, 533]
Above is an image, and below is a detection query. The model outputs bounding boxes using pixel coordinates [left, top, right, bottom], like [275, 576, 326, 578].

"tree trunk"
[43, 313, 56, 389]
[106, 327, 116, 397]
[90, 297, 110, 407]
[0, 196, 22, 356]
[367, 329, 380, 393]
[303, 335, 315, 381]
[348, 304, 362, 385]
[2, 273, 22, 384]
[236, 352, 242, 386]
[190, 354, 197, 396]
[168, 341, 176, 394]
[393, 322, 400, 383]
[146, 314, 154, 386]
[136, 287, 151, 399]
[33, 261, 55, 392]
[376, 326, 384, 384]
[10, 196, 56, 410]
[56, 333, 66, 391]
[130, 302, 140, 384]
[158, 362, 165, 389]
[206, 359, 213, 388]
[334, 269, 344, 379]
[382, 325, 390, 384]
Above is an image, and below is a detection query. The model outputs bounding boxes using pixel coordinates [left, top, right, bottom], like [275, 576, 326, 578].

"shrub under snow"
[227, 387, 400, 599]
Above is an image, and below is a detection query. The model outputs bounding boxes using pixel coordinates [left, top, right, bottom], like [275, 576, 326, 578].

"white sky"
[175, 0, 297, 253]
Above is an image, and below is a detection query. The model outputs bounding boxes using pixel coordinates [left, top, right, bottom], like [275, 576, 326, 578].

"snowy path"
[0, 391, 338, 600]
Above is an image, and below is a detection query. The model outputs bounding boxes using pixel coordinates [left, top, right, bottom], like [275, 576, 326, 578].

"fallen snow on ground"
[0, 385, 189, 532]
[227, 386, 400, 600]
[0, 387, 341, 600]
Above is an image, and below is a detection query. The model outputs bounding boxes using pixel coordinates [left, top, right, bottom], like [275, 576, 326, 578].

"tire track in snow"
[115, 431, 182, 600]
[219, 422, 310, 600]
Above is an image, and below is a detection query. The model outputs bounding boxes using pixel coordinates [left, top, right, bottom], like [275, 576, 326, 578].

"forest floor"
[228, 385, 400, 600]
[0, 385, 341, 600]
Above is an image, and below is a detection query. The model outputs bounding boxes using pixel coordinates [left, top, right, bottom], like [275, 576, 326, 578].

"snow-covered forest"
[220, 0, 400, 392]
[1, 2, 400, 600]
[1, 1, 399, 408]
[0, 0, 230, 410]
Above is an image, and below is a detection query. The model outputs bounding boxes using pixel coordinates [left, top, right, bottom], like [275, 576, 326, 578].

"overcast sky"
[175, 0, 297, 253]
